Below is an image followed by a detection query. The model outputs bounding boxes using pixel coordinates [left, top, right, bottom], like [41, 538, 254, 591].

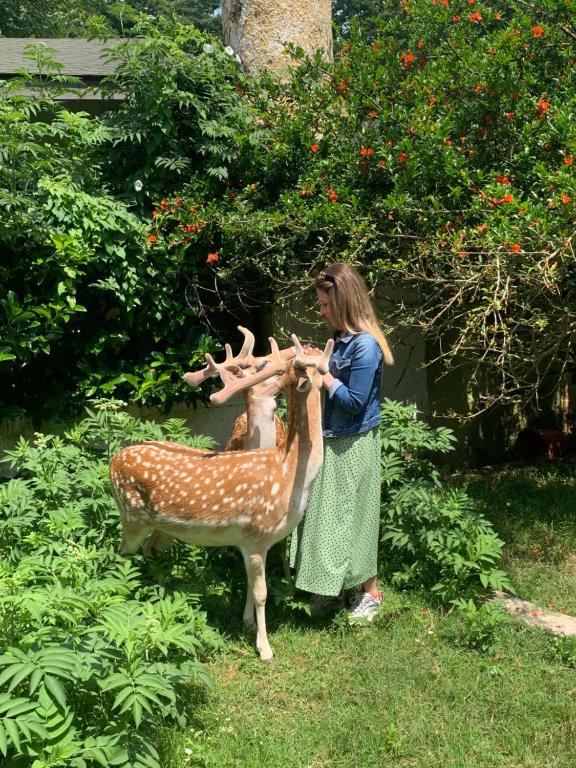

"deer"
[109, 335, 333, 661]
[142, 327, 290, 557]
[183, 326, 289, 453]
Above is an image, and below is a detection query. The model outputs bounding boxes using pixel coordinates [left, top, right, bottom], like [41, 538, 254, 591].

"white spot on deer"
[271, 482, 280, 496]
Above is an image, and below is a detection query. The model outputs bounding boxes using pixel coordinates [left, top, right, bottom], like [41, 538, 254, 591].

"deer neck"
[243, 390, 278, 450]
[280, 378, 324, 527]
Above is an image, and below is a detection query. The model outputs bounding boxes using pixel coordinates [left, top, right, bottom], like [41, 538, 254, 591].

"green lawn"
[164, 460, 576, 768]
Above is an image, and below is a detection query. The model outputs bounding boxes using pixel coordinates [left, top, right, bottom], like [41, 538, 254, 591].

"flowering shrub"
[2, 4, 575, 418]
[133, 1, 574, 415]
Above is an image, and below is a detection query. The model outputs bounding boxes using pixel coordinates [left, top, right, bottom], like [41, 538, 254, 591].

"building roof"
[0, 38, 126, 77]
[0, 38, 130, 102]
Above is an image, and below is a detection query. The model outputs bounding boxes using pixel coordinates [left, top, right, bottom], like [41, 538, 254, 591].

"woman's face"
[316, 289, 335, 329]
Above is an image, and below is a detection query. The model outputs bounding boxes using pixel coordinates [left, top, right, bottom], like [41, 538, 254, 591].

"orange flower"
[510, 244, 522, 252]
[377, 160, 386, 169]
[496, 175, 510, 184]
[532, 26, 544, 37]
[368, 110, 379, 119]
[310, 143, 319, 153]
[371, 43, 381, 52]
[327, 187, 338, 202]
[505, 112, 515, 120]
[152, 210, 158, 218]
[174, 197, 183, 207]
[417, 40, 424, 49]
[530, 610, 540, 617]
[564, 155, 574, 166]
[501, 194, 514, 204]
[336, 79, 348, 93]
[147, 235, 157, 244]
[477, 224, 488, 231]
[561, 194, 572, 204]
[160, 200, 170, 211]
[495, 12, 502, 20]
[452, 14, 461, 22]
[206, 252, 219, 264]
[444, 139, 452, 146]
[469, 11, 482, 22]
[360, 147, 375, 156]
[398, 152, 409, 163]
[442, 0, 449, 5]
[536, 98, 550, 117]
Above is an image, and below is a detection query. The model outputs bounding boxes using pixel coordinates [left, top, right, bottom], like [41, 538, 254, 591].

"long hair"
[314, 263, 394, 365]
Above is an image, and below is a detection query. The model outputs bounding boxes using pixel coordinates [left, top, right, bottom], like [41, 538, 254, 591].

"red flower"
[327, 187, 338, 202]
[310, 143, 319, 153]
[174, 197, 183, 207]
[536, 98, 550, 117]
[469, 11, 483, 22]
[496, 175, 510, 184]
[501, 194, 514, 204]
[564, 155, 574, 166]
[147, 235, 157, 244]
[206, 252, 219, 264]
[360, 147, 374, 156]
[367, 110, 379, 119]
[510, 244, 522, 253]
[530, 610, 540, 618]
[442, 0, 449, 5]
[159, 200, 170, 211]
[505, 112, 515, 120]
[532, 26, 544, 37]
[398, 152, 409, 163]
[561, 194, 572, 204]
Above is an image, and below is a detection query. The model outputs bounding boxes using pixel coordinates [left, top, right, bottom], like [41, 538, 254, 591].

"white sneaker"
[348, 591, 382, 623]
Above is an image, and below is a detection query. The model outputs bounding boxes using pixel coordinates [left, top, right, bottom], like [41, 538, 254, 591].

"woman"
[290, 263, 394, 621]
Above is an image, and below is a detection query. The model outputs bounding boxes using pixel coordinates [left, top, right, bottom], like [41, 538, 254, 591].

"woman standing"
[290, 263, 394, 621]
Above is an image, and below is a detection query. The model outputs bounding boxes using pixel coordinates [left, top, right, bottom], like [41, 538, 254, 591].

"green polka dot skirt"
[289, 427, 381, 597]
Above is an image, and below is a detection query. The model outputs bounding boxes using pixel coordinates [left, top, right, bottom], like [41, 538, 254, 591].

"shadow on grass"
[465, 457, 576, 564]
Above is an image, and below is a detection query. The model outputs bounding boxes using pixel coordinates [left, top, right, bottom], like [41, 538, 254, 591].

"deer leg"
[119, 520, 153, 555]
[142, 530, 174, 557]
[241, 550, 256, 632]
[248, 550, 273, 662]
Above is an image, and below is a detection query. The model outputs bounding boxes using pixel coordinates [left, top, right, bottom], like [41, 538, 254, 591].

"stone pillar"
[222, 0, 333, 75]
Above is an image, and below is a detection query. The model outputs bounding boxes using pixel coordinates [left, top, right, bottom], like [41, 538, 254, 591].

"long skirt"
[289, 426, 381, 597]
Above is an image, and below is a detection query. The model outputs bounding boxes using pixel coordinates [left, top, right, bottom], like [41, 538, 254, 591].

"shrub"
[379, 399, 513, 600]
[0, 400, 222, 767]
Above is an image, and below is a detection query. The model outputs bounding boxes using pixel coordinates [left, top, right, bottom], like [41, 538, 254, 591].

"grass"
[162, 459, 576, 768]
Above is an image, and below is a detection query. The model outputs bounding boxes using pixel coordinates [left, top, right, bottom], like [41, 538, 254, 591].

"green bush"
[379, 399, 513, 599]
[0, 401, 222, 767]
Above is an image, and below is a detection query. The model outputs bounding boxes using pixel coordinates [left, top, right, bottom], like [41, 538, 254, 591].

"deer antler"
[210, 336, 334, 405]
[183, 326, 257, 388]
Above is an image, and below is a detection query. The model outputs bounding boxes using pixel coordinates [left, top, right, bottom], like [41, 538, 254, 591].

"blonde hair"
[314, 263, 394, 365]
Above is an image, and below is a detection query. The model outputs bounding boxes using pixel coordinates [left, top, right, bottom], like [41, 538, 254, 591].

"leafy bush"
[0, 400, 222, 767]
[379, 399, 513, 599]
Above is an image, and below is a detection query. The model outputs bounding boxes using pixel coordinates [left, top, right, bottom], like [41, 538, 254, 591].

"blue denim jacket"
[323, 332, 383, 438]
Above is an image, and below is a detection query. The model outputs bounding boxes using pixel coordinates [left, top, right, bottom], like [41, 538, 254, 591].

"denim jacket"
[323, 332, 383, 438]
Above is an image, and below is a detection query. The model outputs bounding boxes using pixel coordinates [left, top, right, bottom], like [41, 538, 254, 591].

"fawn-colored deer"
[109, 335, 332, 661]
[142, 327, 290, 557]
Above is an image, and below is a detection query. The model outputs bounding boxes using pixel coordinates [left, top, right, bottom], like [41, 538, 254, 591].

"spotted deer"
[183, 326, 289, 453]
[142, 327, 290, 557]
[109, 336, 333, 661]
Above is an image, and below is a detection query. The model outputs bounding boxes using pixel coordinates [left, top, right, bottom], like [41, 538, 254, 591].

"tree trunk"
[222, 0, 332, 75]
